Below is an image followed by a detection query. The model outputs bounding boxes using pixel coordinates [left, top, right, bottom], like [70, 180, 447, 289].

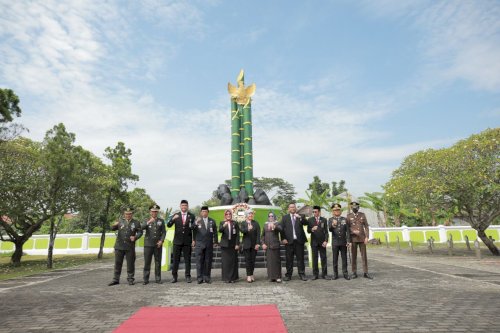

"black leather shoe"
[311, 276, 318, 280]
[171, 278, 178, 283]
[300, 275, 308, 281]
[142, 281, 149, 285]
[283, 276, 291, 281]
[128, 281, 135, 285]
[155, 280, 162, 284]
[351, 272, 358, 279]
[197, 280, 203, 284]
[332, 274, 338, 280]
[108, 281, 119, 286]
[363, 273, 373, 279]
[204, 279, 211, 284]
[320, 275, 327, 279]
[186, 277, 192, 283]
[343, 273, 350, 280]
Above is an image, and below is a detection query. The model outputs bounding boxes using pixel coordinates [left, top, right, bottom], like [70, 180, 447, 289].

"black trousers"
[113, 248, 135, 282]
[143, 246, 162, 282]
[195, 245, 213, 281]
[172, 244, 191, 277]
[243, 248, 257, 276]
[332, 245, 348, 275]
[311, 244, 327, 277]
[285, 242, 305, 277]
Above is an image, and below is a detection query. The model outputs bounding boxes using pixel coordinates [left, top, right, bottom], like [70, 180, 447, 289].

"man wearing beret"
[328, 203, 351, 280]
[141, 203, 166, 285]
[192, 206, 218, 284]
[307, 205, 329, 280]
[167, 199, 195, 283]
[347, 201, 373, 279]
[108, 207, 143, 286]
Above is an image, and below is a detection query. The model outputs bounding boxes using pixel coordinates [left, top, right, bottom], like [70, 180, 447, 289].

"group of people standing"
[108, 200, 373, 286]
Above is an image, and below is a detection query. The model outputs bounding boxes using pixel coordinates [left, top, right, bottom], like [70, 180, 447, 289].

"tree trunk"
[477, 230, 499, 256]
[11, 241, 24, 267]
[98, 192, 112, 259]
[47, 217, 55, 269]
[376, 212, 383, 227]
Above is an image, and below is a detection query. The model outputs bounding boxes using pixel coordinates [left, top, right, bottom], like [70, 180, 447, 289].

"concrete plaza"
[1, 247, 499, 332]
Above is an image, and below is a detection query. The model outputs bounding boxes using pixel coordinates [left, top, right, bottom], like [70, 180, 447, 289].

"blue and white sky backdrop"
[1, 1, 499, 209]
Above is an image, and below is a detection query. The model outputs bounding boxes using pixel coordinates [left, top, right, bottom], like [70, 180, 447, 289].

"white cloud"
[361, 0, 500, 92]
[0, 0, 470, 211]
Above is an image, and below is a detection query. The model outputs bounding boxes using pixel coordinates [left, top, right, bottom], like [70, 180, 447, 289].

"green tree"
[127, 188, 155, 222]
[254, 177, 296, 214]
[331, 180, 347, 196]
[308, 176, 330, 197]
[97, 142, 138, 259]
[0, 138, 48, 265]
[385, 128, 499, 254]
[359, 192, 387, 227]
[0, 88, 25, 142]
[42, 124, 83, 268]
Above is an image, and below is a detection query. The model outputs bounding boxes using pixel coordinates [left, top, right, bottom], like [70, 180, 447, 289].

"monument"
[209, 70, 280, 224]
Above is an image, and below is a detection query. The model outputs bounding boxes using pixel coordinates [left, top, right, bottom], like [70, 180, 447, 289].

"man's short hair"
[180, 199, 189, 205]
[201, 206, 209, 211]
[313, 205, 321, 211]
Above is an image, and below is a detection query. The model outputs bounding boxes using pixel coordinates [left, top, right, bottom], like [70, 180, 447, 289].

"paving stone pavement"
[1, 248, 500, 333]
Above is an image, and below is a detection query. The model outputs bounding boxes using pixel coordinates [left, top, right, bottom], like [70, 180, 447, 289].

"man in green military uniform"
[141, 203, 166, 285]
[108, 207, 143, 286]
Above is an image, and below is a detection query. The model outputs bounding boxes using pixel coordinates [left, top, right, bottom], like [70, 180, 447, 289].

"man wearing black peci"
[192, 206, 218, 284]
[280, 202, 308, 281]
[307, 205, 329, 280]
[167, 199, 195, 283]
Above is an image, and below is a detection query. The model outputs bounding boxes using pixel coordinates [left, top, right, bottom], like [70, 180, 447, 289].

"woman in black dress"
[261, 212, 282, 283]
[219, 209, 240, 283]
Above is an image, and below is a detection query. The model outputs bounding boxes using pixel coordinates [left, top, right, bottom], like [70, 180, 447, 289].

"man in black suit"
[329, 203, 351, 280]
[280, 203, 308, 281]
[307, 205, 329, 280]
[167, 199, 195, 283]
[192, 206, 218, 284]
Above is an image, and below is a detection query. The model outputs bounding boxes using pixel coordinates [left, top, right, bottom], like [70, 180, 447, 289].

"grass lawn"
[0, 252, 113, 281]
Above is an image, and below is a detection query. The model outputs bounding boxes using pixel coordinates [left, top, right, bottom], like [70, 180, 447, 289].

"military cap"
[123, 206, 134, 213]
[350, 201, 360, 206]
[331, 203, 342, 210]
[149, 203, 160, 211]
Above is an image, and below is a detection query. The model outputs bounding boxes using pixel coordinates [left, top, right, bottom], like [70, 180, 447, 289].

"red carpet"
[114, 304, 287, 333]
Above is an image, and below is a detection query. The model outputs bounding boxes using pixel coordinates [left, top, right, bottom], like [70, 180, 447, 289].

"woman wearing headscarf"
[219, 209, 240, 283]
[240, 209, 261, 283]
[261, 212, 283, 283]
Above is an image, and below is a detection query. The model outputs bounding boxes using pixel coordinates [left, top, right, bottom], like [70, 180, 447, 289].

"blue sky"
[1, 0, 499, 209]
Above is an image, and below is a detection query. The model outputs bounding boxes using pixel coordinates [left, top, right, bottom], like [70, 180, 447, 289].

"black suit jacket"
[192, 217, 218, 249]
[218, 220, 240, 248]
[329, 216, 351, 246]
[307, 216, 329, 246]
[240, 220, 261, 250]
[280, 214, 308, 245]
[167, 211, 195, 245]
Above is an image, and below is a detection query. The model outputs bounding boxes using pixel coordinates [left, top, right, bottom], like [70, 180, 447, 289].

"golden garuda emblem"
[228, 69, 256, 105]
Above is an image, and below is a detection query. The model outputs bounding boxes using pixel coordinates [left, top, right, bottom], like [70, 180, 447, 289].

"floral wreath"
[232, 203, 250, 223]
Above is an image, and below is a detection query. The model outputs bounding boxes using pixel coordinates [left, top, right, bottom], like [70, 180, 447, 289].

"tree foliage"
[384, 128, 500, 254]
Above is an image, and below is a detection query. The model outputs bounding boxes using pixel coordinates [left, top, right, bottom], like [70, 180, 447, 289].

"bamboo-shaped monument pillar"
[228, 70, 256, 202]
